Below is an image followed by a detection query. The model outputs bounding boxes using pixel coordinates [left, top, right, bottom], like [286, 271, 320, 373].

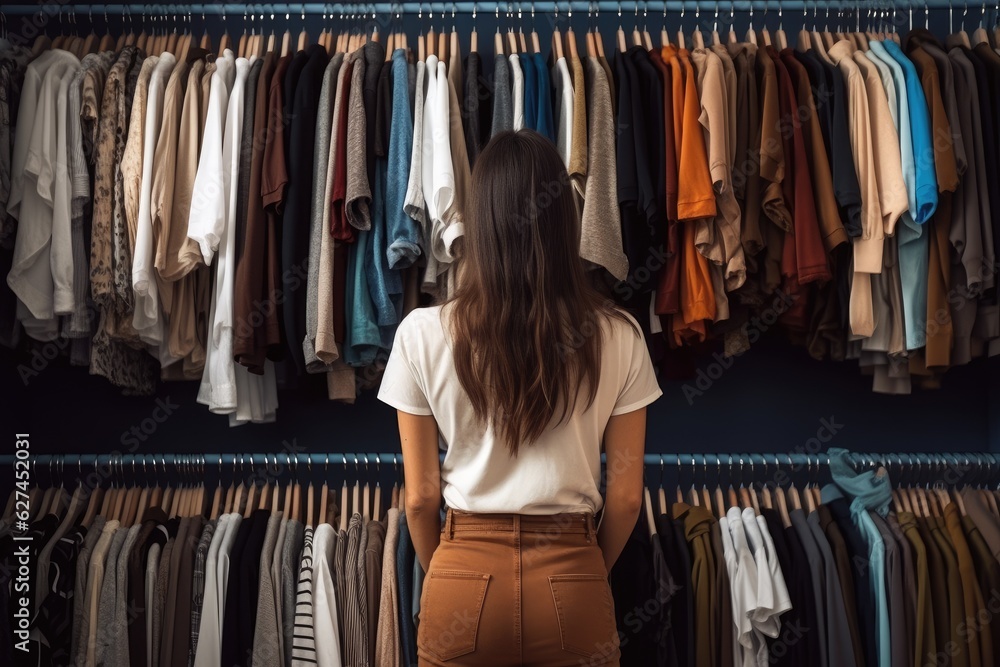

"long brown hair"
[448, 130, 629, 456]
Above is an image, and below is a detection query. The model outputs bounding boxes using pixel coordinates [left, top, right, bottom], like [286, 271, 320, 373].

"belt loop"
[445, 508, 454, 540]
[585, 515, 594, 543]
[514, 514, 520, 536]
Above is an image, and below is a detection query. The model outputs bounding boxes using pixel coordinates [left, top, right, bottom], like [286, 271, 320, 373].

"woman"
[378, 130, 662, 666]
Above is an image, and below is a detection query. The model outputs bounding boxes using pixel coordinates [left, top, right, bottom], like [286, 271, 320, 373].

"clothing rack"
[2, 451, 997, 469]
[0, 1, 983, 16]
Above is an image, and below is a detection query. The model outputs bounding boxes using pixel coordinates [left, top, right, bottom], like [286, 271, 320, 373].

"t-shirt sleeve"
[377, 317, 434, 415]
[611, 316, 663, 416]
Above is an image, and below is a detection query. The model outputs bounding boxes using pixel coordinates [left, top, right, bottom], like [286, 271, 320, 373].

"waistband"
[443, 509, 596, 540]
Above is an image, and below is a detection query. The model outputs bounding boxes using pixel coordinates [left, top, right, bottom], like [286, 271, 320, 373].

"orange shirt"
[664, 48, 717, 343]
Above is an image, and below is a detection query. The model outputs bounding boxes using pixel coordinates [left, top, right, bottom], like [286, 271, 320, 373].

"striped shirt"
[189, 519, 217, 666]
[291, 526, 316, 666]
[334, 526, 348, 654]
[343, 514, 367, 666]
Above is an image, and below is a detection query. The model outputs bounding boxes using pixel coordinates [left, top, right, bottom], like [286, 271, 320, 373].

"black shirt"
[657, 512, 687, 667]
[823, 59, 864, 239]
[280, 45, 329, 382]
[826, 496, 878, 667]
[609, 516, 659, 664]
[781, 522, 821, 665]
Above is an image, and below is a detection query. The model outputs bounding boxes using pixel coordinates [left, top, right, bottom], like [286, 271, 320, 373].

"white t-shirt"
[377, 304, 662, 514]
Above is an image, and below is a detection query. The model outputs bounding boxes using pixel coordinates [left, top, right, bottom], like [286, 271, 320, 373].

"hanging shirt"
[579, 56, 628, 283]
[312, 523, 343, 667]
[552, 56, 573, 167]
[827, 448, 892, 667]
[532, 52, 555, 142]
[491, 53, 513, 135]
[7, 48, 82, 341]
[304, 52, 344, 371]
[520, 52, 537, 130]
[131, 53, 176, 351]
[386, 49, 422, 272]
[509, 53, 525, 130]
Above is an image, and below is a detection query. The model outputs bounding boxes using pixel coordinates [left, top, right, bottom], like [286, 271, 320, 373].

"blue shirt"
[881, 40, 937, 223]
[386, 49, 422, 270]
[881, 41, 937, 350]
[521, 53, 538, 130]
[344, 229, 380, 366]
[827, 449, 892, 667]
[533, 52, 555, 142]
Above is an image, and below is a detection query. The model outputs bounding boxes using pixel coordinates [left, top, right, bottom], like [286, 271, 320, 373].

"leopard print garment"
[89, 46, 155, 396]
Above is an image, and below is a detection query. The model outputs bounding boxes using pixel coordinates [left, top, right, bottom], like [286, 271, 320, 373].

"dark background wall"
[1, 4, 997, 471]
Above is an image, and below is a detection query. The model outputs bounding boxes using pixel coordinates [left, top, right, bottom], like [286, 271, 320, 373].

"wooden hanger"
[776, 484, 792, 528]
[292, 472, 302, 524]
[593, 25, 605, 57]
[787, 483, 802, 511]
[617, 21, 628, 52]
[340, 475, 349, 531]
[952, 488, 967, 516]
[257, 477, 270, 511]
[97, 474, 114, 521]
[700, 483, 712, 511]
[899, 485, 913, 514]
[82, 482, 103, 529]
[713, 482, 726, 519]
[209, 462, 222, 520]
[166, 26, 179, 54]
[352, 474, 361, 521]
[644, 488, 658, 537]
[692, 20, 705, 49]
[984, 489, 1000, 519]
[471, 21, 478, 54]
[282, 469, 293, 521]
[362, 479, 371, 521]
[318, 458, 329, 527]
[271, 476, 281, 514]
[567, 27, 580, 60]
[232, 463, 245, 515]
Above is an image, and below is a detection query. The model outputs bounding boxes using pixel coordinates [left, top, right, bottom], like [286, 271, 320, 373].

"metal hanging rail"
[0, 451, 996, 469]
[0, 1, 978, 16]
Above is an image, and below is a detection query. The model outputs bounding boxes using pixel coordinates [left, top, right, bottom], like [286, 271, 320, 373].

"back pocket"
[418, 570, 491, 661]
[548, 574, 620, 660]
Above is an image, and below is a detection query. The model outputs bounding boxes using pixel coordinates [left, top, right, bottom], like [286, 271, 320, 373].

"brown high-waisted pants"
[416, 509, 621, 667]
